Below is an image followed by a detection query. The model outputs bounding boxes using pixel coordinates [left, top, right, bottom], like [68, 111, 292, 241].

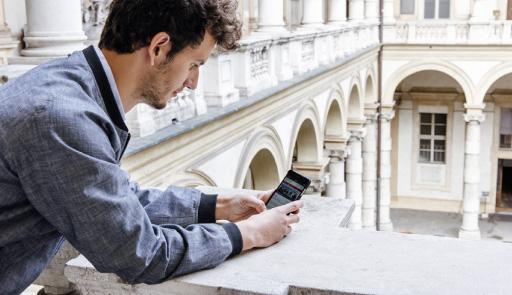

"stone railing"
[127, 22, 380, 137]
[384, 20, 512, 45]
[62, 187, 512, 295]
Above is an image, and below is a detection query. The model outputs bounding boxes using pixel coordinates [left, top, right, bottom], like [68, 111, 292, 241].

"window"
[501, 108, 512, 149]
[400, 0, 415, 14]
[424, 0, 450, 19]
[419, 113, 447, 163]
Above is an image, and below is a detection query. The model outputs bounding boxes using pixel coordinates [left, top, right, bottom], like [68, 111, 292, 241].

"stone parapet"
[64, 196, 512, 295]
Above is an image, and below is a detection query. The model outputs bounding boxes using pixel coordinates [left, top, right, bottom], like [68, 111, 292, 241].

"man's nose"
[184, 69, 199, 90]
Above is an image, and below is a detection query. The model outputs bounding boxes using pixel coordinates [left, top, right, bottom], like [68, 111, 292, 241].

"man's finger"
[257, 190, 273, 203]
[280, 200, 303, 214]
[245, 195, 266, 212]
[285, 225, 292, 235]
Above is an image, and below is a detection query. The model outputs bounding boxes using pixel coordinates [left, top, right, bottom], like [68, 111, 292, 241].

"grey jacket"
[0, 46, 242, 294]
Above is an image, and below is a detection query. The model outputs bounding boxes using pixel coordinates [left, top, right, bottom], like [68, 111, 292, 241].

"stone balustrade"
[125, 22, 379, 138]
[385, 20, 512, 45]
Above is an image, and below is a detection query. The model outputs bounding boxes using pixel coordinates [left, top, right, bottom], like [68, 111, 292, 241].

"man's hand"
[215, 190, 273, 222]
[235, 201, 304, 251]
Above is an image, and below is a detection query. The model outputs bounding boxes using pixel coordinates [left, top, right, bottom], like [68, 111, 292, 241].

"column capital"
[365, 113, 379, 124]
[464, 103, 485, 123]
[464, 113, 485, 123]
[349, 129, 366, 141]
[380, 110, 396, 122]
[329, 149, 349, 160]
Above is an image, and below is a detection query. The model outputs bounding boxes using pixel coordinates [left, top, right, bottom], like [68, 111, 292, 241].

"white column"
[459, 110, 485, 240]
[257, 0, 286, 32]
[0, 0, 10, 40]
[22, 0, 87, 57]
[327, 0, 347, 24]
[470, 0, 492, 22]
[364, 0, 379, 21]
[469, 0, 492, 42]
[455, 0, 471, 20]
[349, 0, 365, 21]
[326, 152, 347, 198]
[362, 115, 378, 230]
[347, 131, 364, 230]
[302, 0, 324, 26]
[379, 111, 394, 231]
[383, 0, 396, 23]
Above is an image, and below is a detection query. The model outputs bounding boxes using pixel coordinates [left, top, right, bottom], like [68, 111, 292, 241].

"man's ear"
[148, 32, 171, 66]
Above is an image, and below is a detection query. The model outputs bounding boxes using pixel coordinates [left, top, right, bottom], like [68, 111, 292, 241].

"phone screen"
[266, 170, 310, 209]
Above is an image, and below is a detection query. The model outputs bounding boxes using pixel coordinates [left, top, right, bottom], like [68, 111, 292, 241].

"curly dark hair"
[99, 0, 242, 59]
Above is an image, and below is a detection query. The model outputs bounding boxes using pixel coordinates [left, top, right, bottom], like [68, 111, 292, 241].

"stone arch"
[235, 127, 285, 189]
[347, 79, 363, 120]
[383, 60, 475, 106]
[241, 149, 281, 190]
[288, 103, 323, 167]
[365, 68, 377, 104]
[477, 61, 512, 105]
[170, 170, 217, 188]
[324, 89, 346, 138]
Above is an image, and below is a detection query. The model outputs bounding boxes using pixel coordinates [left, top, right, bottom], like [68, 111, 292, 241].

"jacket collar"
[82, 45, 129, 132]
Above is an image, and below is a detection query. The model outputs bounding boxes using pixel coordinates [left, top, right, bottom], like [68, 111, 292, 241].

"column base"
[256, 25, 288, 33]
[378, 221, 393, 231]
[326, 183, 346, 198]
[458, 228, 481, 240]
[300, 23, 325, 29]
[349, 222, 362, 230]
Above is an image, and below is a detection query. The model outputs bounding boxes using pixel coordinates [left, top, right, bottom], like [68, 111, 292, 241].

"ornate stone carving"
[250, 46, 270, 79]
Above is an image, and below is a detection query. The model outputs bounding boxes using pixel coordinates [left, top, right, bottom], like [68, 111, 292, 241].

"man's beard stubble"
[138, 63, 172, 110]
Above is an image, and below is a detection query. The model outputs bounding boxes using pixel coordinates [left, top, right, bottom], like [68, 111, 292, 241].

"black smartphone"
[266, 170, 311, 210]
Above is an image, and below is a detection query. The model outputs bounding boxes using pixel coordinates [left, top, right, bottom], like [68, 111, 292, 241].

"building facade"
[1, 0, 512, 274]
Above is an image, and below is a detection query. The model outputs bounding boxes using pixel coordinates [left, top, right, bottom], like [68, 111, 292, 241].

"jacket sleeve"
[8, 103, 243, 284]
[130, 182, 218, 226]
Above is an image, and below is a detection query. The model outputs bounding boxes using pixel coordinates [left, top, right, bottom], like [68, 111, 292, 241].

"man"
[0, 0, 303, 293]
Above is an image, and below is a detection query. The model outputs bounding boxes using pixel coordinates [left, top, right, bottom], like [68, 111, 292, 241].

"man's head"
[99, 0, 242, 110]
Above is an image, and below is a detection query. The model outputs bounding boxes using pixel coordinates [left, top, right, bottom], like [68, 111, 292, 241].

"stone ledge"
[66, 229, 512, 295]
[64, 196, 355, 294]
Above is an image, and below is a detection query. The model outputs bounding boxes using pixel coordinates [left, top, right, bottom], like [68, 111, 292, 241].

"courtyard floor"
[392, 208, 512, 243]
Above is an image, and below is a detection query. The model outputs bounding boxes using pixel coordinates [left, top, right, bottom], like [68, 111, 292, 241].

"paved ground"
[392, 208, 512, 243]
